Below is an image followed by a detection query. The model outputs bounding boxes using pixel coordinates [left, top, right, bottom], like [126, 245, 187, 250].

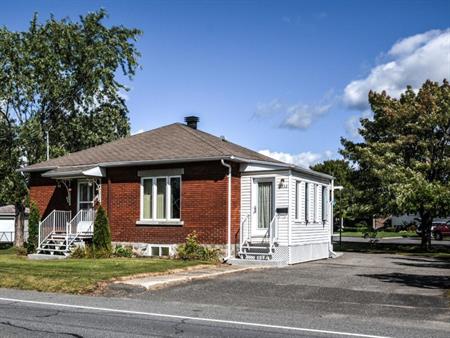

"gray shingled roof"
[22, 123, 283, 172]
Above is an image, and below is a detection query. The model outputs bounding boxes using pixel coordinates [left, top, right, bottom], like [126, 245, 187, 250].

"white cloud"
[282, 102, 332, 129]
[254, 91, 335, 130]
[343, 29, 450, 110]
[254, 98, 284, 118]
[259, 149, 335, 168]
[345, 110, 373, 138]
[388, 30, 441, 57]
[131, 128, 144, 135]
[281, 16, 291, 24]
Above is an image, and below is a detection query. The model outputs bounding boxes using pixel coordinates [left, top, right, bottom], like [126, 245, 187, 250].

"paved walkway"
[114, 264, 256, 290]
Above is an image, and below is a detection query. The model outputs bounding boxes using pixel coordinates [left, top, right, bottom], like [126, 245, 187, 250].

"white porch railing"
[240, 213, 278, 246]
[240, 214, 250, 246]
[38, 210, 72, 249]
[66, 209, 95, 246]
[267, 214, 279, 248]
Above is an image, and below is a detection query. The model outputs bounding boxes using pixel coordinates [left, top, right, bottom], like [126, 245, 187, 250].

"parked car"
[431, 221, 450, 240]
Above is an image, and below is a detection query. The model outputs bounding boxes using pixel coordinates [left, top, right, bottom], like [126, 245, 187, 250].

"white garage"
[0, 205, 28, 243]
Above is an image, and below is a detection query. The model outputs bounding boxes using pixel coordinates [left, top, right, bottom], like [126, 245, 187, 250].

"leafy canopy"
[0, 10, 141, 246]
[341, 80, 450, 233]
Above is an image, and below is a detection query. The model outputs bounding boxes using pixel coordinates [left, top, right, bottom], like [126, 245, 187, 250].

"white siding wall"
[240, 175, 252, 242]
[240, 168, 332, 264]
[240, 171, 290, 245]
[289, 173, 331, 246]
[275, 175, 289, 245]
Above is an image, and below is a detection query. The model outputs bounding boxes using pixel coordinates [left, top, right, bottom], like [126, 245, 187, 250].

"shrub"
[70, 243, 111, 259]
[93, 206, 112, 254]
[27, 202, 40, 254]
[15, 246, 28, 256]
[113, 245, 133, 258]
[70, 245, 88, 258]
[177, 231, 220, 262]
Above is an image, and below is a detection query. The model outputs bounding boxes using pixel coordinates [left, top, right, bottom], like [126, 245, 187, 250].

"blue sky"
[1, 0, 449, 166]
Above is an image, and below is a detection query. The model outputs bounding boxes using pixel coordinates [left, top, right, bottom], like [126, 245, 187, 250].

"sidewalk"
[114, 264, 257, 290]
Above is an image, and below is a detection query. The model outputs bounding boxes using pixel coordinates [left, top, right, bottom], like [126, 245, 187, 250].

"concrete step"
[227, 258, 287, 267]
[28, 253, 68, 260]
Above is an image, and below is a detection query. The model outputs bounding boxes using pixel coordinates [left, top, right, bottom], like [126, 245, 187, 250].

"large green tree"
[0, 10, 141, 246]
[341, 80, 450, 248]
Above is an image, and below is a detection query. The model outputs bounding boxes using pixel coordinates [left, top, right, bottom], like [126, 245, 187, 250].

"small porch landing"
[37, 209, 95, 256]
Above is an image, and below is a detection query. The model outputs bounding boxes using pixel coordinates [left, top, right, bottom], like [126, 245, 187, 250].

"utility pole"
[46, 130, 49, 160]
[333, 186, 344, 249]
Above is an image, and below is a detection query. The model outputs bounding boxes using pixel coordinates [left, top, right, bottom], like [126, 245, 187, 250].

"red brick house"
[21, 117, 335, 264]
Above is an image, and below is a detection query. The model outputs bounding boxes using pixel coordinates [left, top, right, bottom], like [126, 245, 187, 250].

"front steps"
[37, 234, 89, 256]
[239, 241, 273, 260]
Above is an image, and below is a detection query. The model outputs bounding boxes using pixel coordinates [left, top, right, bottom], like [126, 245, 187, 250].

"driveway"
[104, 252, 450, 337]
[0, 252, 449, 337]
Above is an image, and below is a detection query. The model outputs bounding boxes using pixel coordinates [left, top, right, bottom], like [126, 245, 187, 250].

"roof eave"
[232, 156, 334, 180]
[17, 166, 58, 173]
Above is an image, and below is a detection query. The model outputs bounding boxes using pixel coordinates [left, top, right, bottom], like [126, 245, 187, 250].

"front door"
[252, 178, 275, 237]
[77, 181, 96, 211]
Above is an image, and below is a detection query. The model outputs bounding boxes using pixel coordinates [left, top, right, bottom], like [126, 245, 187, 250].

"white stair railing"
[38, 210, 71, 249]
[66, 209, 95, 247]
[240, 214, 250, 247]
[269, 214, 278, 246]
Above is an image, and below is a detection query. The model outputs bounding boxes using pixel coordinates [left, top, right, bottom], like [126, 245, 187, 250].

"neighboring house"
[391, 214, 449, 229]
[20, 117, 335, 264]
[0, 205, 29, 243]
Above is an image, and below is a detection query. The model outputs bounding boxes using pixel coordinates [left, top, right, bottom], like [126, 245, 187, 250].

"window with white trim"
[295, 181, 300, 220]
[313, 184, 318, 222]
[322, 186, 328, 222]
[304, 182, 309, 223]
[141, 176, 181, 221]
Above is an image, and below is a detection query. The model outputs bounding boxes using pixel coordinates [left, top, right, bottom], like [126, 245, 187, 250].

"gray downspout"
[221, 159, 232, 261]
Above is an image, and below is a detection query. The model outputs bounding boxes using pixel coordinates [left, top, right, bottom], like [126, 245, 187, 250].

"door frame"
[77, 180, 96, 212]
[251, 177, 276, 237]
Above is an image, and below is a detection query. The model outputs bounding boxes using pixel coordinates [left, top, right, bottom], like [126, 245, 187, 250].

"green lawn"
[335, 231, 418, 238]
[0, 247, 206, 294]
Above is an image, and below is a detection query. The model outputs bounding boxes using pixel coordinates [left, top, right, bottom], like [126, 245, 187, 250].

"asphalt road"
[332, 235, 450, 246]
[0, 252, 449, 337]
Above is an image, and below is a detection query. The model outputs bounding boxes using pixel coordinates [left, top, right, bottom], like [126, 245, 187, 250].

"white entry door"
[251, 178, 275, 237]
[77, 181, 96, 211]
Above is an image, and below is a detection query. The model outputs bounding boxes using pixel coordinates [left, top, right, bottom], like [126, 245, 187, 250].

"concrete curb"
[117, 266, 257, 290]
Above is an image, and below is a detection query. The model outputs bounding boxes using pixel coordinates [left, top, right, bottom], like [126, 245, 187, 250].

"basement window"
[149, 245, 171, 257]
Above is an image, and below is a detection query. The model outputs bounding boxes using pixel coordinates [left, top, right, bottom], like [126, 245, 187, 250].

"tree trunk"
[14, 202, 25, 247]
[420, 212, 432, 250]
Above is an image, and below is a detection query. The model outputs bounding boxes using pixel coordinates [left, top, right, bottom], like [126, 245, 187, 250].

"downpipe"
[220, 159, 232, 262]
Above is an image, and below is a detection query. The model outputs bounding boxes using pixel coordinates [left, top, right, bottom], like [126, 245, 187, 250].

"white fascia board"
[233, 156, 333, 180]
[82, 166, 106, 177]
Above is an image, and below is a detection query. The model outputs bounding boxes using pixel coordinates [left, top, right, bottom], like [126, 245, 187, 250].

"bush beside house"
[92, 206, 112, 256]
[27, 203, 40, 254]
[177, 231, 220, 261]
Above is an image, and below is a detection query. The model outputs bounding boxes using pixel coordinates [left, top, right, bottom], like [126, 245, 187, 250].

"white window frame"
[295, 181, 300, 221]
[140, 175, 181, 221]
[313, 184, 318, 223]
[322, 185, 328, 224]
